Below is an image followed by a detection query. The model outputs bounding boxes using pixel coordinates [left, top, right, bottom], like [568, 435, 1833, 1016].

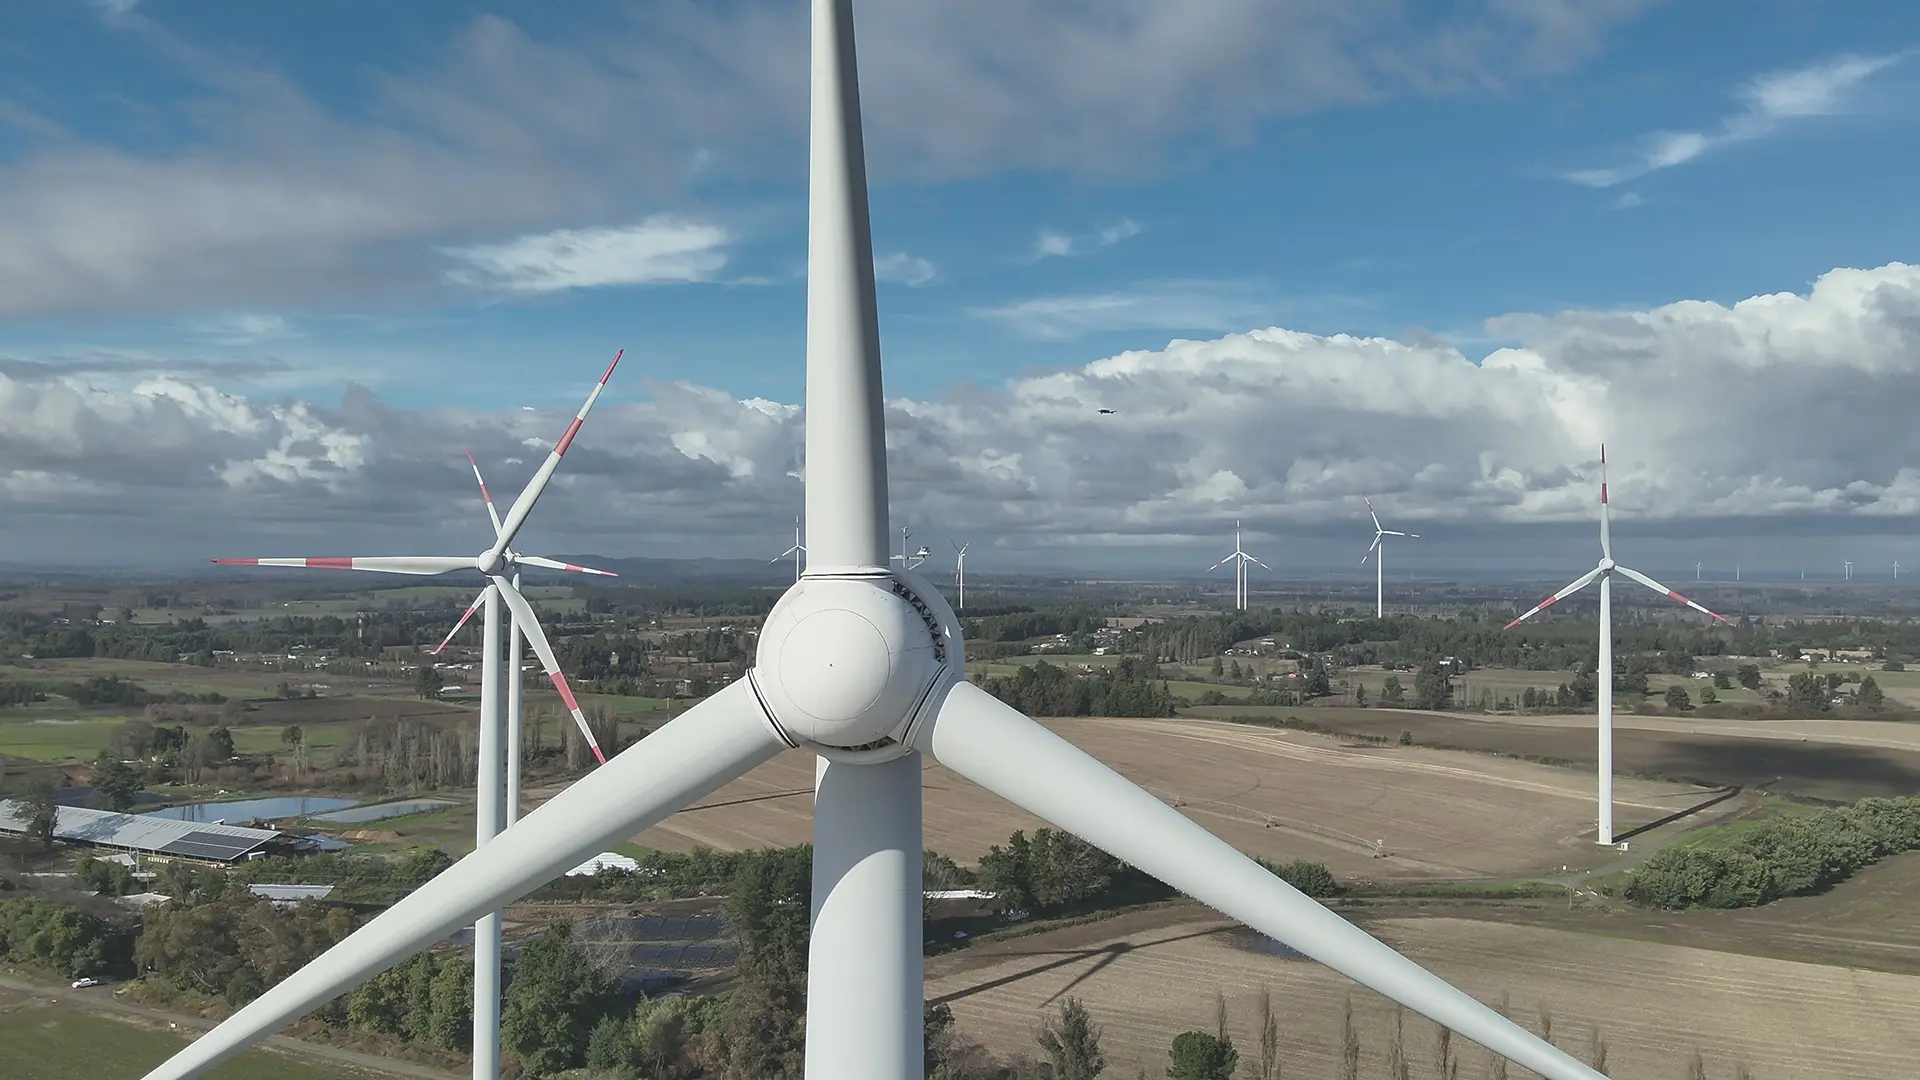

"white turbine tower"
[139, 6, 1613, 1080]
[770, 516, 807, 583]
[1896, 559, 1903, 581]
[1359, 498, 1419, 619]
[1845, 559, 1854, 581]
[1501, 446, 1728, 847]
[213, 355, 623, 1080]
[952, 534, 967, 607]
[1208, 519, 1269, 611]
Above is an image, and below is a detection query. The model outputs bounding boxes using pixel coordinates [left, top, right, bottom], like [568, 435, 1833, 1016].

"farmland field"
[597, 718, 1733, 879]
[1183, 705, 1920, 802]
[924, 908, 1920, 1080]
[0, 986, 398, 1080]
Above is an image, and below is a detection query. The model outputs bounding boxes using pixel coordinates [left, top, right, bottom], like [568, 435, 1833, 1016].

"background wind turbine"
[141, 5, 1609, 1080]
[952, 534, 967, 607]
[1695, 561, 1702, 581]
[215, 357, 623, 1080]
[1845, 559, 1854, 581]
[1502, 446, 1728, 846]
[770, 516, 807, 582]
[1896, 559, 1903, 580]
[1359, 498, 1419, 619]
[1207, 519, 1269, 611]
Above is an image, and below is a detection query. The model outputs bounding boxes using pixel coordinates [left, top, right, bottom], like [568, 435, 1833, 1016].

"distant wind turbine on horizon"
[1501, 446, 1729, 847]
[770, 517, 807, 583]
[1359, 498, 1419, 619]
[951, 540, 969, 610]
[1208, 519, 1268, 611]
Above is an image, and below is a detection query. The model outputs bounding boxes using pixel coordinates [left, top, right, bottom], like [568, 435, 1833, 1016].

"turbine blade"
[431, 586, 492, 655]
[1245, 555, 1272, 571]
[1502, 567, 1603, 630]
[492, 576, 609, 765]
[916, 682, 1608, 1080]
[1206, 556, 1232, 573]
[134, 679, 785, 1080]
[466, 450, 503, 537]
[513, 555, 619, 578]
[486, 350, 624, 563]
[1365, 496, 1382, 532]
[211, 556, 472, 576]
[801, 0, 891, 569]
[1598, 444, 1612, 561]
[1360, 535, 1381, 565]
[1613, 565, 1730, 623]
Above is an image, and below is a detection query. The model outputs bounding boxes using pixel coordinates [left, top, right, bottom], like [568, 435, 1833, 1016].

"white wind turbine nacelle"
[143, 4, 1613, 1080]
[751, 568, 961, 762]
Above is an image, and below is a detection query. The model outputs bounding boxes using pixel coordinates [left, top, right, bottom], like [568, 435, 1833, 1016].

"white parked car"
[71, 977, 99, 989]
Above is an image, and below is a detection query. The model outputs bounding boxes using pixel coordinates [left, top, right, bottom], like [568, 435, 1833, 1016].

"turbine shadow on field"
[1614, 785, 1744, 843]
[931, 927, 1224, 1006]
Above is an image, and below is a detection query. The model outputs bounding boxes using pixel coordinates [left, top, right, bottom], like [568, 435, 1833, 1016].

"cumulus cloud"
[444, 217, 731, 293]
[1030, 219, 1143, 260]
[873, 252, 938, 287]
[1566, 51, 1911, 187]
[6, 261, 1920, 567]
[0, 2, 1649, 319]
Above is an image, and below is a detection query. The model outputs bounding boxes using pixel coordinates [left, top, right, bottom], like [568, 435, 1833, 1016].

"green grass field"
[0, 999, 388, 1080]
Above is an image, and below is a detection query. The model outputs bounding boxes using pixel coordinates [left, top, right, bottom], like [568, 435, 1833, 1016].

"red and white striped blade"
[485, 350, 624, 563]
[212, 556, 472, 576]
[491, 575, 608, 766]
[466, 450, 503, 538]
[1502, 566, 1603, 630]
[1613, 565, 1731, 623]
[1598, 444, 1612, 561]
[1360, 534, 1380, 566]
[514, 555, 619, 578]
[432, 587, 493, 655]
[1245, 554, 1272, 571]
[1365, 497, 1382, 532]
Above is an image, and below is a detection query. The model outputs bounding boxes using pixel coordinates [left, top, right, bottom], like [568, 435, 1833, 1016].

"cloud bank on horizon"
[4, 262, 1918, 566]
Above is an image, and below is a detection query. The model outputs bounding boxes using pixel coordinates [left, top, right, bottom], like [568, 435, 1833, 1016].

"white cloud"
[1610, 191, 1644, 210]
[185, 313, 295, 344]
[0, 3, 1650, 319]
[874, 252, 938, 287]
[1566, 51, 1910, 188]
[9, 261, 1920, 566]
[1030, 219, 1144, 260]
[444, 217, 730, 293]
[972, 279, 1319, 340]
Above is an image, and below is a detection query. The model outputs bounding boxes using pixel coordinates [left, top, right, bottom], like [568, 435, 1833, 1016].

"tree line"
[1626, 795, 1920, 910]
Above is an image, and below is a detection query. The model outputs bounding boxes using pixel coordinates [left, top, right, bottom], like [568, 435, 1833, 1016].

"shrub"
[1256, 858, 1341, 898]
[1626, 796, 1920, 910]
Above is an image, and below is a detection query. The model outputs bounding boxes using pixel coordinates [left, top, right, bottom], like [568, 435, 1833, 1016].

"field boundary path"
[0, 973, 461, 1080]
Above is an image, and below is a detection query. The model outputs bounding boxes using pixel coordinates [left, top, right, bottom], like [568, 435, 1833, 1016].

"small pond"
[142, 796, 359, 823]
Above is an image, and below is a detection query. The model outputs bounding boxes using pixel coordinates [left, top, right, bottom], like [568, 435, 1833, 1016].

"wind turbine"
[1845, 559, 1854, 581]
[891, 524, 930, 568]
[1208, 519, 1269, 611]
[952, 534, 967, 607]
[1895, 560, 1903, 581]
[139, 6, 1611, 1080]
[770, 516, 807, 583]
[1694, 561, 1702, 582]
[1359, 498, 1419, 619]
[213, 358, 622, 1080]
[1502, 446, 1728, 847]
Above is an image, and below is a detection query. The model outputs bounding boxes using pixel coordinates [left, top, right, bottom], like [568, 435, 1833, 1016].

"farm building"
[0, 802, 318, 864]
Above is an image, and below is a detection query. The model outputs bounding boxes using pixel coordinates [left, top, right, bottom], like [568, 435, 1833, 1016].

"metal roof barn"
[0, 801, 294, 863]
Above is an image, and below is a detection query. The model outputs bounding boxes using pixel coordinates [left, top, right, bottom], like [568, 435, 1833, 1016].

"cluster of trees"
[228, 847, 454, 905]
[1783, 671, 1885, 713]
[0, 899, 132, 977]
[982, 659, 1177, 718]
[975, 829, 1166, 917]
[1626, 796, 1920, 909]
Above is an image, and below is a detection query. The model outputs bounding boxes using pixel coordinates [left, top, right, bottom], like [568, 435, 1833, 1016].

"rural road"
[0, 973, 462, 1080]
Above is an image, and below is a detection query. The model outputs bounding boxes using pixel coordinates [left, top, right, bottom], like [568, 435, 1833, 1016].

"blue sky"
[3, 1, 1920, 575]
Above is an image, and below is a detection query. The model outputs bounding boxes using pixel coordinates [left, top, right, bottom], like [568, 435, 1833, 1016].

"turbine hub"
[754, 573, 952, 752]
[1600, 557, 1616, 571]
[476, 550, 505, 576]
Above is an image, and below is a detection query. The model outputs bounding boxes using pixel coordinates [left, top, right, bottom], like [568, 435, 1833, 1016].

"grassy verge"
[0, 999, 387, 1080]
